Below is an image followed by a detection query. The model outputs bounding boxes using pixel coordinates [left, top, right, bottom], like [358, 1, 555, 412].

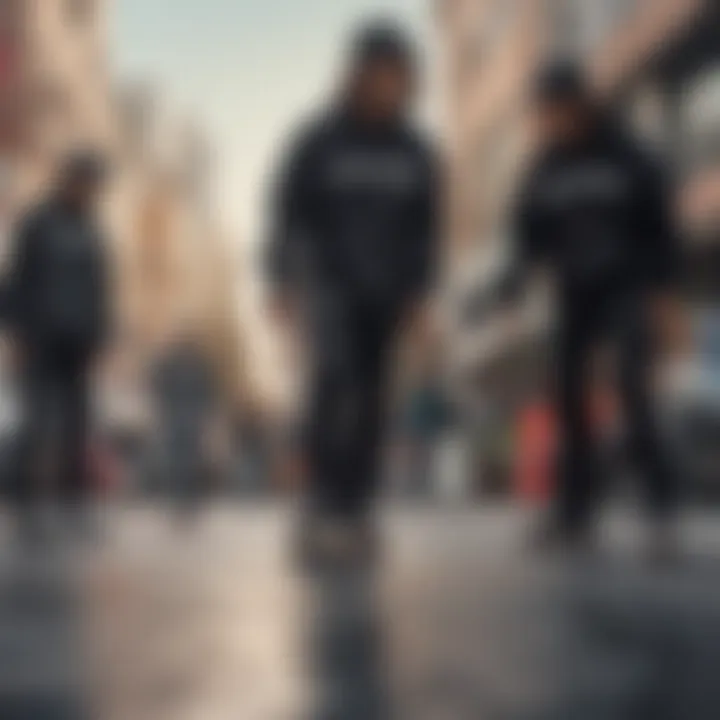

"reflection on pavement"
[1, 506, 720, 719]
[305, 566, 389, 720]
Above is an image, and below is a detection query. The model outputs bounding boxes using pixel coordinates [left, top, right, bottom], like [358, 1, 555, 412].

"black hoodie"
[511, 122, 679, 298]
[7, 199, 110, 353]
[267, 111, 439, 310]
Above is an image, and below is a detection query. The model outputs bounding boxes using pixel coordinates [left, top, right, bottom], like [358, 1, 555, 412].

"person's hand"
[5, 337, 26, 372]
[403, 300, 435, 345]
[649, 294, 690, 358]
[267, 291, 296, 330]
[90, 350, 107, 378]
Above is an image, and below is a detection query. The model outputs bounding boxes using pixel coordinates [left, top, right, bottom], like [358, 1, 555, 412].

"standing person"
[477, 61, 683, 554]
[6, 152, 110, 537]
[151, 325, 220, 521]
[267, 21, 439, 565]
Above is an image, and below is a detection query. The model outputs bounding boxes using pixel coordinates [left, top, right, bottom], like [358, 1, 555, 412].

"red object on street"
[514, 390, 619, 504]
[515, 401, 557, 504]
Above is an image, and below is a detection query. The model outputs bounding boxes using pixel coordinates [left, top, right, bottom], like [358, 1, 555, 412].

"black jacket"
[267, 111, 439, 309]
[7, 200, 110, 352]
[509, 124, 680, 299]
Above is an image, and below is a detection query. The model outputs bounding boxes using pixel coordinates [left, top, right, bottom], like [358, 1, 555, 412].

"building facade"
[0, 0, 114, 209]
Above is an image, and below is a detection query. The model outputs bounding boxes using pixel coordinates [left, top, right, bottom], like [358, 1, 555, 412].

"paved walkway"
[1, 505, 720, 719]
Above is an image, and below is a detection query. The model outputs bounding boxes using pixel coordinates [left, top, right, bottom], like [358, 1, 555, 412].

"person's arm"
[401, 144, 441, 338]
[635, 156, 688, 354]
[5, 211, 40, 344]
[408, 145, 441, 303]
[637, 155, 681, 291]
[465, 168, 545, 323]
[265, 126, 318, 326]
[92, 229, 113, 355]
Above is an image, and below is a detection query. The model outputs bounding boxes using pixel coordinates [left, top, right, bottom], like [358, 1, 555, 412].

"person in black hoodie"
[7, 151, 110, 530]
[478, 61, 683, 553]
[267, 21, 438, 565]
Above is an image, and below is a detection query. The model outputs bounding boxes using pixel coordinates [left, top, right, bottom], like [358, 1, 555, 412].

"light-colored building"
[0, 0, 114, 209]
[438, 0, 555, 400]
[110, 83, 248, 407]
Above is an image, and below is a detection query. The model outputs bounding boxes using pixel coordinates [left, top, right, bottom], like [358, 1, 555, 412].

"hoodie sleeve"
[93, 228, 113, 350]
[4, 210, 41, 337]
[465, 160, 552, 323]
[265, 125, 319, 293]
[634, 153, 681, 291]
[492, 162, 551, 304]
[404, 143, 441, 303]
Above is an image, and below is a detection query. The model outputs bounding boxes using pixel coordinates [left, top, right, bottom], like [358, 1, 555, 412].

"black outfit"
[268, 111, 438, 519]
[507, 123, 680, 532]
[7, 199, 109, 506]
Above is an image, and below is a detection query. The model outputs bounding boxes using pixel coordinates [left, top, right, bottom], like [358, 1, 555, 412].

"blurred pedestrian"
[267, 20, 439, 566]
[399, 347, 455, 499]
[478, 61, 683, 556]
[150, 320, 220, 522]
[5, 151, 111, 540]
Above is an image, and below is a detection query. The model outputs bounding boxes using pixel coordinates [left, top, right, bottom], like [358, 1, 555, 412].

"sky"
[113, 0, 431, 241]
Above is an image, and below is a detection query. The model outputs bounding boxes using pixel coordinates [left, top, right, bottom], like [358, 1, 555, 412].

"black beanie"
[533, 59, 589, 104]
[351, 21, 416, 69]
[62, 149, 109, 184]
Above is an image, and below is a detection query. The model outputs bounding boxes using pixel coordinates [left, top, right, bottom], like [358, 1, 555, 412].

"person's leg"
[57, 361, 91, 507]
[553, 317, 599, 535]
[342, 318, 391, 519]
[299, 305, 392, 568]
[14, 353, 54, 509]
[304, 302, 359, 518]
[618, 305, 678, 520]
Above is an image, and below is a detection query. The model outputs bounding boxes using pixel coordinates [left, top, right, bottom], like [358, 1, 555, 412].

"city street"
[1, 504, 720, 720]
[1, 0, 719, 718]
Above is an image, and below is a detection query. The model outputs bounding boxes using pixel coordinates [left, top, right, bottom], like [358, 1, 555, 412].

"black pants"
[15, 346, 91, 506]
[554, 291, 677, 531]
[305, 299, 396, 520]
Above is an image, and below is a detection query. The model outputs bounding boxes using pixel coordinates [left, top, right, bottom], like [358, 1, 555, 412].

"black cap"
[533, 59, 589, 104]
[61, 149, 109, 184]
[351, 20, 416, 68]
